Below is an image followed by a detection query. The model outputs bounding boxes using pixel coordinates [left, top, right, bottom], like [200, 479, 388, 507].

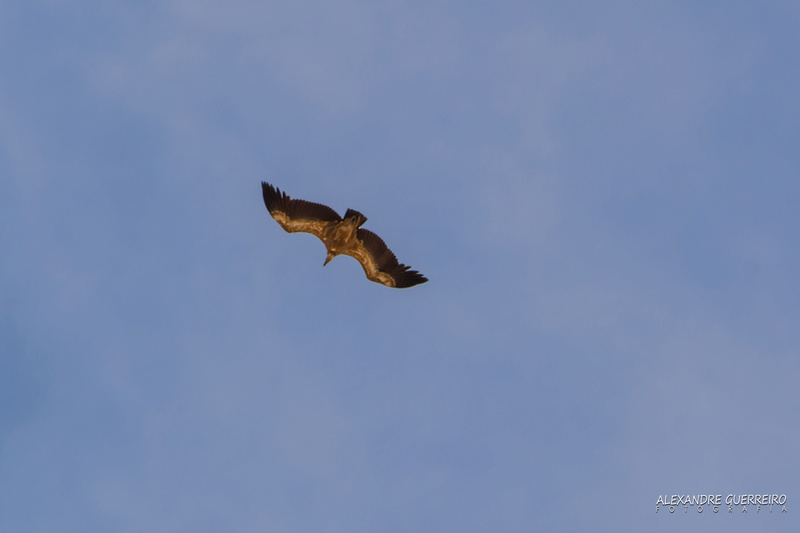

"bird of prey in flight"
[261, 182, 428, 288]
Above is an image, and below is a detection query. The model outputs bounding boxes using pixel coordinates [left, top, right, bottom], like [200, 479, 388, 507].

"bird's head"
[324, 250, 336, 266]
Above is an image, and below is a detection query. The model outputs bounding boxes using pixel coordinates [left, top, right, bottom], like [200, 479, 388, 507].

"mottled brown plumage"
[261, 182, 428, 288]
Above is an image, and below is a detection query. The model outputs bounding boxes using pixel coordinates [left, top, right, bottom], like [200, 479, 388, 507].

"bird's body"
[262, 182, 427, 288]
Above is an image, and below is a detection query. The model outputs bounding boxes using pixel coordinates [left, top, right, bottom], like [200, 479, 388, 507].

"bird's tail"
[344, 209, 367, 227]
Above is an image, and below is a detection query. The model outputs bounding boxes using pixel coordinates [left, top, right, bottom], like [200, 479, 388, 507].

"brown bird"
[261, 182, 428, 288]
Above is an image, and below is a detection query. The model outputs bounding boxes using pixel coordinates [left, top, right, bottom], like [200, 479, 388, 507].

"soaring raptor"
[261, 182, 428, 288]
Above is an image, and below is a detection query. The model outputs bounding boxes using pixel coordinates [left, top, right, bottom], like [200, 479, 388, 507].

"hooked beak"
[324, 253, 333, 266]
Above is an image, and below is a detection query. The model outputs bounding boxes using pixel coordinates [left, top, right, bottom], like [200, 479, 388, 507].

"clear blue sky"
[2, 1, 798, 532]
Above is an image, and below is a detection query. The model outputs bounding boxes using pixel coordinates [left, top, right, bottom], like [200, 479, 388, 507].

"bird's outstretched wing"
[345, 228, 428, 288]
[262, 182, 341, 239]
